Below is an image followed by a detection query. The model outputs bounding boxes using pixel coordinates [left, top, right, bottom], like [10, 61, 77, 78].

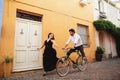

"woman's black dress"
[43, 40, 58, 72]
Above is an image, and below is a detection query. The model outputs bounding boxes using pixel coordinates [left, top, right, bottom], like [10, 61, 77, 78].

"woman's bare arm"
[51, 40, 60, 48]
[37, 43, 45, 51]
[40, 44, 45, 49]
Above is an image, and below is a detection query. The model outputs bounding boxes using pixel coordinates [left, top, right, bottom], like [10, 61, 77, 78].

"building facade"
[94, 0, 120, 59]
[94, 0, 120, 27]
[0, 0, 96, 77]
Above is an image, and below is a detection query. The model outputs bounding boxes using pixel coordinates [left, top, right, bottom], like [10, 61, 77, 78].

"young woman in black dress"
[38, 33, 59, 76]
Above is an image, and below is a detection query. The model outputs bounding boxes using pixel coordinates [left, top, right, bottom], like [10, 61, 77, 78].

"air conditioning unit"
[99, 12, 107, 19]
[80, 0, 88, 6]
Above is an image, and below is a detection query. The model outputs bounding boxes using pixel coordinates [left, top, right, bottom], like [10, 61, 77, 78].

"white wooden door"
[13, 18, 42, 72]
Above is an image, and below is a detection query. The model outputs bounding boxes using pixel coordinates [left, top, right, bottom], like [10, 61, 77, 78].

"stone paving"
[2, 58, 120, 80]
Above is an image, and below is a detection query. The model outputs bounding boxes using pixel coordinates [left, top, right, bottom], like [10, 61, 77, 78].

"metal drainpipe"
[0, 0, 4, 40]
[109, 33, 112, 58]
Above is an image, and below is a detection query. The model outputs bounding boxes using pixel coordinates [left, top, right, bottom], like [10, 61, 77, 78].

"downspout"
[109, 33, 112, 58]
[107, 0, 113, 58]
[0, 0, 4, 78]
[0, 0, 4, 41]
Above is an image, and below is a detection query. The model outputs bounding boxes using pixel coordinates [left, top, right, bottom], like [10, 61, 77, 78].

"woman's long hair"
[48, 33, 55, 40]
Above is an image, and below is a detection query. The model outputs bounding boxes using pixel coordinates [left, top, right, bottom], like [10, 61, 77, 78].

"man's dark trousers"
[66, 45, 86, 59]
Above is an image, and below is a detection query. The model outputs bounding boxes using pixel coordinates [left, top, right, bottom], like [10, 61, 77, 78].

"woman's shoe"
[42, 73, 47, 76]
[42, 74, 46, 76]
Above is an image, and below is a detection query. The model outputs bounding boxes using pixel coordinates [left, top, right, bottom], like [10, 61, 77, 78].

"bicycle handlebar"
[62, 49, 69, 53]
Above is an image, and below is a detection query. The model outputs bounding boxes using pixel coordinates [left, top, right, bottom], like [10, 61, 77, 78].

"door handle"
[27, 46, 31, 48]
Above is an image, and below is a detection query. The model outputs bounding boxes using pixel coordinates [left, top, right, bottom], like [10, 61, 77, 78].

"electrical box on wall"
[99, 12, 107, 19]
[80, 0, 88, 6]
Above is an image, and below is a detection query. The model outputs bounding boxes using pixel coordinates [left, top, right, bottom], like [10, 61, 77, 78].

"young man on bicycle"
[63, 28, 87, 61]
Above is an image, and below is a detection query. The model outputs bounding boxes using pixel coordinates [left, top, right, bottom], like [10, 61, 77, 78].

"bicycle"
[56, 48, 87, 77]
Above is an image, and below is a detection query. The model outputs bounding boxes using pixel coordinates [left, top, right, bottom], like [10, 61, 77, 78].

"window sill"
[83, 44, 90, 48]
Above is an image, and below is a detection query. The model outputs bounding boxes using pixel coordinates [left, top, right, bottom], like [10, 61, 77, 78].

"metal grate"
[17, 12, 42, 22]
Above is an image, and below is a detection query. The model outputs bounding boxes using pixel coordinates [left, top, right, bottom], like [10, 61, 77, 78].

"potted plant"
[4, 56, 13, 77]
[4, 56, 13, 63]
[95, 46, 104, 61]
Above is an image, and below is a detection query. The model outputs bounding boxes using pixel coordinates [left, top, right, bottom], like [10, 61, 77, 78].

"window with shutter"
[94, 0, 99, 10]
[99, 0, 104, 12]
[77, 24, 89, 47]
[118, 10, 120, 20]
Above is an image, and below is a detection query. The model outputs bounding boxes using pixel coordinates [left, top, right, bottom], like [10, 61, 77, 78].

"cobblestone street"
[1, 58, 120, 80]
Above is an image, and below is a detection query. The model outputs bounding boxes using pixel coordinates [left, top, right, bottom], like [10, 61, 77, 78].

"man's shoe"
[83, 57, 87, 62]
[82, 60, 86, 65]
[73, 64, 77, 69]
[59, 57, 65, 63]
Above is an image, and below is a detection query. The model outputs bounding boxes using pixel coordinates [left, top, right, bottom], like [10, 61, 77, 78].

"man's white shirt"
[66, 33, 83, 47]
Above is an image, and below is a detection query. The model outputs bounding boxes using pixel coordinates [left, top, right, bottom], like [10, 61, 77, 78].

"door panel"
[14, 19, 28, 70]
[29, 22, 42, 47]
[15, 51, 27, 63]
[14, 51, 27, 69]
[16, 20, 28, 47]
[28, 50, 40, 67]
[28, 21, 42, 68]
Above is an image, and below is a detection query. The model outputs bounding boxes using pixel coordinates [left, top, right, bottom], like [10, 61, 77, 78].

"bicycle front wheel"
[56, 57, 70, 77]
[77, 57, 87, 71]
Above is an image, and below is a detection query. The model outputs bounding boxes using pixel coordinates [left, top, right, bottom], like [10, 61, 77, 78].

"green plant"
[4, 56, 13, 63]
[96, 47, 104, 54]
[93, 20, 120, 57]
[93, 20, 116, 31]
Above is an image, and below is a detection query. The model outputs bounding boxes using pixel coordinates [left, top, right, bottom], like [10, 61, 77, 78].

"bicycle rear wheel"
[77, 57, 87, 71]
[56, 57, 70, 77]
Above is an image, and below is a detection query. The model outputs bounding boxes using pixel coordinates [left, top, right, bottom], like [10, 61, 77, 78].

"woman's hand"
[62, 48, 66, 50]
[37, 48, 41, 51]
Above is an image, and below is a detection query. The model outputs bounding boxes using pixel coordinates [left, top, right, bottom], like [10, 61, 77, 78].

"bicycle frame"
[65, 50, 82, 65]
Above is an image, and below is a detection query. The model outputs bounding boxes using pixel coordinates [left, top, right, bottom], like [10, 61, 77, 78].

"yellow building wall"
[0, 0, 96, 77]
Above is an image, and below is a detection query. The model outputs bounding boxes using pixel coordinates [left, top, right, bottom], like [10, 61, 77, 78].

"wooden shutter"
[78, 25, 89, 46]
